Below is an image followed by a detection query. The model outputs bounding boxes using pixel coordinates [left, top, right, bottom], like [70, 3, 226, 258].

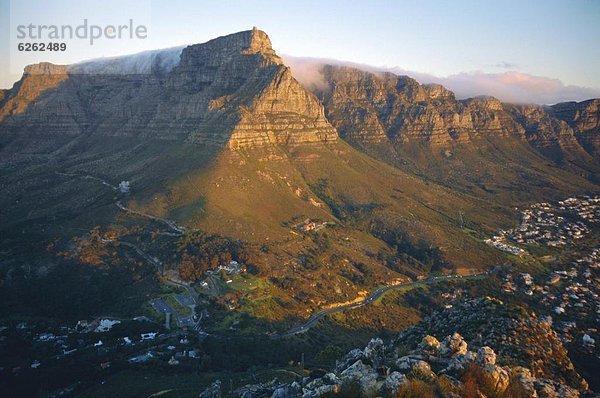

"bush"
[396, 380, 435, 398]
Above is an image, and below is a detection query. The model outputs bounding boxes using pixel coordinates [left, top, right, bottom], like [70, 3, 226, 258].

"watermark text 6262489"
[16, 19, 148, 46]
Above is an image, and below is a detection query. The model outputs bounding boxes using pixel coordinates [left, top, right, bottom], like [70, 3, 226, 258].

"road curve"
[278, 272, 488, 338]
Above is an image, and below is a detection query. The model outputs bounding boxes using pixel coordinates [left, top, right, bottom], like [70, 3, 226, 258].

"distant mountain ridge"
[309, 64, 598, 156]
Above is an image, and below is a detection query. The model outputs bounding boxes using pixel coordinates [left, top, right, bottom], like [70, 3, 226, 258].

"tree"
[179, 254, 203, 281]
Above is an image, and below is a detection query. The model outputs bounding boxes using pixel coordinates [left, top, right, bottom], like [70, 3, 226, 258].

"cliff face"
[307, 64, 598, 200]
[318, 66, 529, 147]
[309, 65, 600, 188]
[0, 28, 336, 150]
[228, 66, 337, 149]
[506, 104, 585, 155]
[0, 88, 7, 105]
[552, 99, 600, 155]
[315, 65, 600, 158]
[0, 63, 69, 124]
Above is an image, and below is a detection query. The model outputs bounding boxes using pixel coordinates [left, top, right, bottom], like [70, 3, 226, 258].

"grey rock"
[340, 360, 378, 395]
[439, 333, 468, 358]
[335, 348, 364, 372]
[476, 346, 497, 366]
[380, 371, 407, 396]
[363, 337, 386, 368]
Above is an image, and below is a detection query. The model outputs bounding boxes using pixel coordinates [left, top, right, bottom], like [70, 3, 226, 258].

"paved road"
[278, 272, 488, 338]
[57, 172, 186, 235]
[60, 171, 206, 331]
[163, 277, 203, 331]
[116, 201, 186, 235]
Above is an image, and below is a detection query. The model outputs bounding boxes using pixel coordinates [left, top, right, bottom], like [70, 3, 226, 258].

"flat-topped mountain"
[0, 28, 336, 152]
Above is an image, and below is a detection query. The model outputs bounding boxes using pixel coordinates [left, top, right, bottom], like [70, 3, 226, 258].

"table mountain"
[0, 28, 336, 152]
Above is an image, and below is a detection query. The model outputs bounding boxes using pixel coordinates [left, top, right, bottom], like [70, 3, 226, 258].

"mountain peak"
[244, 27, 278, 58]
[180, 28, 281, 66]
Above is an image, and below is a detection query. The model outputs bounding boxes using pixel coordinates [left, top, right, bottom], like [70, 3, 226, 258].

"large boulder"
[272, 382, 301, 398]
[395, 356, 435, 380]
[442, 351, 476, 375]
[419, 335, 441, 356]
[335, 348, 364, 372]
[483, 364, 510, 394]
[363, 338, 386, 368]
[476, 346, 497, 366]
[379, 371, 407, 396]
[512, 367, 538, 397]
[439, 333, 468, 358]
[340, 360, 378, 395]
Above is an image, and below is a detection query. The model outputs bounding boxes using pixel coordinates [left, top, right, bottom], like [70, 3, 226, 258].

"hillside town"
[499, 247, 599, 356]
[486, 195, 599, 254]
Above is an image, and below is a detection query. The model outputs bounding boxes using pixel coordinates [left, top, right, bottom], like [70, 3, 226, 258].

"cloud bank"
[283, 56, 600, 105]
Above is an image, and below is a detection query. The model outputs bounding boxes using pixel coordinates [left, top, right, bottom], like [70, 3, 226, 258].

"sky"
[1, 0, 599, 104]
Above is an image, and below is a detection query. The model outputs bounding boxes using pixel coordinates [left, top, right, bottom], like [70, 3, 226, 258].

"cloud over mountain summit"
[283, 56, 600, 105]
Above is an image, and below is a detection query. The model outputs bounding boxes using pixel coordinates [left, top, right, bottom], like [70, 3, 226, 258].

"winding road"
[57, 171, 490, 337]
[116, 201, 186, 235]
[278, 272, 488, 338]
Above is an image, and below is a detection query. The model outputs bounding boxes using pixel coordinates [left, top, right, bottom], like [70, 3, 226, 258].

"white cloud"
[283, 55, 600, 105]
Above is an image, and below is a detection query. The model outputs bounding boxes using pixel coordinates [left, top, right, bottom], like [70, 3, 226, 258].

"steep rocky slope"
[0, 63, 69, 124]
[200, 297, 590, 398]
[317, 66, 525, 146]
[315, 65, 596, 155]
[0, 28, 336, 151]
[309, 65, 599, 198]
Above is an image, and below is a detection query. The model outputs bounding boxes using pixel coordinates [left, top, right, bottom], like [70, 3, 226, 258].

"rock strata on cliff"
[316, 65, 526, 147]
[311, 64, 597, 163]
[0, 28, 337, 150]
[552, 99, 600, 155]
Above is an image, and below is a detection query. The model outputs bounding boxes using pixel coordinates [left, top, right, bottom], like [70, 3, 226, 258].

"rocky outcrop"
[552, 99, 600, 155]
[218, 298, 590, 398]
[0, 28, 337, 151]
[198, 380, 221, 398]
[395, 297, 587, 390]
